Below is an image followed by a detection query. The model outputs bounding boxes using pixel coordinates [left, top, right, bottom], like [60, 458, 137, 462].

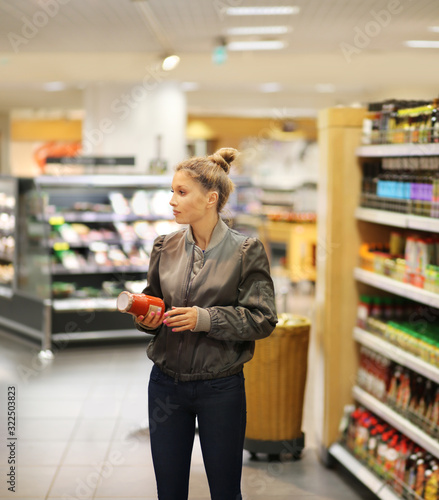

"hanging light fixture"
[162, 54, 180, 71]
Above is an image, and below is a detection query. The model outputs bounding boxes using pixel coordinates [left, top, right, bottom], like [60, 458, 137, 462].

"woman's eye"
[179, 191, 185, 195]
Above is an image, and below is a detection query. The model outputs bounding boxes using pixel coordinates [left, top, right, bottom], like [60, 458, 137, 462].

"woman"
[135, 147, 277, 500]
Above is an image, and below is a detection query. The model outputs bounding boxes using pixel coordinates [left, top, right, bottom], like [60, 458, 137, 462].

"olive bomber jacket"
[135, 218, 278, 381]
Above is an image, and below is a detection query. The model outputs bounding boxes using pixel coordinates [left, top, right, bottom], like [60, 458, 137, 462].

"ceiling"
[1, 0, 439, 118]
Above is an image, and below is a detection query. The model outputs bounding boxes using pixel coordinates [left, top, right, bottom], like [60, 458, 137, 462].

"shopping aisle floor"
[0, 285, 377, 500]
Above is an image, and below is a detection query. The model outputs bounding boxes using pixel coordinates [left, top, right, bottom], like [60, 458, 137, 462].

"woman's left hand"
[163, 307, 198, 332]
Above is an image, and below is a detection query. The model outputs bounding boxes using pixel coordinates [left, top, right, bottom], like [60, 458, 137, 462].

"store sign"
[46, 156, 135, 166]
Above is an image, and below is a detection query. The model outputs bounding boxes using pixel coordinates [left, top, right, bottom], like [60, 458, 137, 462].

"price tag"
[53, 242, 70, 251]
[49, 216, 65, 226]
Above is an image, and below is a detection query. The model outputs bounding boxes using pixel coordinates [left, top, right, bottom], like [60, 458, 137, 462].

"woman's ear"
[207, 191, 219, 208]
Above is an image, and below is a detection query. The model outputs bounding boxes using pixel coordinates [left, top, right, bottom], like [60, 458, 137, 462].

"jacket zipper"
[175, 244, 196, 383]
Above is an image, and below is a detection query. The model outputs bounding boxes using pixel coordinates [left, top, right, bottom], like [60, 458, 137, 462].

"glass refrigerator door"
[16, 178, 51, 301]
[0, 176, 17, 297]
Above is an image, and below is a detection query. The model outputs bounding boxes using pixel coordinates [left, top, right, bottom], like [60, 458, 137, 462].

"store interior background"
[1, 0, 439, 498]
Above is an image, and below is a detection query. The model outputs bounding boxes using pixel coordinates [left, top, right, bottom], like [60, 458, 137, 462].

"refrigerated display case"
[0, 176, 17, 298]
[0, 174, 252, 354]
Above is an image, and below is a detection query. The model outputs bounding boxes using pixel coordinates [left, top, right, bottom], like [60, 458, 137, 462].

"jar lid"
[117, 291, 132, 312]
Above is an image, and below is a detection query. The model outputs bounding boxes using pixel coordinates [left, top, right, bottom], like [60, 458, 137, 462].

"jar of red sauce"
[117, 291, 164, 317]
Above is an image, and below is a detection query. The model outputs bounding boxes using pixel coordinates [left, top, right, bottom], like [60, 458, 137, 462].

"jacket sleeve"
[206, 237, 278, 341]
[134, 235, 165, 335]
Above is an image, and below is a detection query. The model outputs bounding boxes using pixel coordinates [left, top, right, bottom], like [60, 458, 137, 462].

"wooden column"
[314, 107, 366, 460]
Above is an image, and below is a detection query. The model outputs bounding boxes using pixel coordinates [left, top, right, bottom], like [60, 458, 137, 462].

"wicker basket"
[244, 314, 310, 442]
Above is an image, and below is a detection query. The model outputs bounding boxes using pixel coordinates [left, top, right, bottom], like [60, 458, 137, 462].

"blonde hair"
[175, 148, 238, 213]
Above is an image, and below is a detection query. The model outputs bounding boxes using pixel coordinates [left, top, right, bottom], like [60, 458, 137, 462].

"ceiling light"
[404, 40, 439, 48]
[259, 82, 282, 93]
[162, 54, 180, 71]
[227, 26, 290, 36]
[228, 40, 285, 51]
[428, 26, 439, 32]
[315, 84, 336, 93]
[226, 6, 300, 16]
[43, 82, 66, 92]
[181, 82, 199, 92]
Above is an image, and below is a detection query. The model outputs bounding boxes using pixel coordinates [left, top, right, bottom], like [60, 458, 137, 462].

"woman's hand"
[135, 309, 164, 329]
[163, 307, 198, 332]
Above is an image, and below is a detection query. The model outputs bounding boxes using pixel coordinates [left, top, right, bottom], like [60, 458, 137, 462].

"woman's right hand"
[135, 310, 164, 329]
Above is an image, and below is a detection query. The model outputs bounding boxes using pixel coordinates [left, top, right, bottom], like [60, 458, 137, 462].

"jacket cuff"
[192, 306, 211, 332]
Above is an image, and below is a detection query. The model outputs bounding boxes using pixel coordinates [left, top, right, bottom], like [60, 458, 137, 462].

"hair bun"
[209, 148, 239, 174]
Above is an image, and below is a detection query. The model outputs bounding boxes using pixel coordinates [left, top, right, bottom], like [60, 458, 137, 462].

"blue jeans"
[148, 364, 246, 500]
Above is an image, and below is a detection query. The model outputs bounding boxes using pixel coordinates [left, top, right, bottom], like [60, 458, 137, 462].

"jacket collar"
[186, 217, 229, 252]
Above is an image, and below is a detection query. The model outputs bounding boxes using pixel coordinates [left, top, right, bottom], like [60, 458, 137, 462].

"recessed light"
[228, 40, 285, 51]
[227, 26, 290, 36]
[226, 6, 300, 16]
[43, 82, 66, 92]
[315, 84, 336, 93]
[428, 26, 439, 32]
[404, 40, 439, 48]
[181, 82, 199, 92]
[259, 82, 282, 93]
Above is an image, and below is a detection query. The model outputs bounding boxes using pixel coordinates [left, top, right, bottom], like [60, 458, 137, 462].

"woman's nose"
[169, 194, 176, 206]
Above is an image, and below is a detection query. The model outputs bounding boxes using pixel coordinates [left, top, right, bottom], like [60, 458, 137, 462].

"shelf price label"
[53, 242, 70, 251]
[49, 216, 65, 226]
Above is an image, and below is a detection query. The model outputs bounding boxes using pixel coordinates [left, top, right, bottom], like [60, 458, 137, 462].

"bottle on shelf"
[431, 98, 439, 144]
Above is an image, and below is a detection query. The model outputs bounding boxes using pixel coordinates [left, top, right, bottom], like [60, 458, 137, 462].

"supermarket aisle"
[0, 286, 377, 500]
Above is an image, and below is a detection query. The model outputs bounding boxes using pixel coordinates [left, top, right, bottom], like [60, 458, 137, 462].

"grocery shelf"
[329, 443, 401, 500]
[356, 143, 439, 157]
[353, 327, 439, 384]
[48, 238, 153, 249]
[35, 174, 173, 188]
[51, 264, 149, 275]
[45, 212, 172, 224]
[355, 207, 407, 228]
[0, 229, 14, 236]
[354, 267, 439, 308]
[53, 297, 117, 312]
[406, 214, 439, 232]
[355, 207, 439, 232]
[0, 285, 13, 298]
[51, 329, 147, 342]
[352, 385, 439, 457]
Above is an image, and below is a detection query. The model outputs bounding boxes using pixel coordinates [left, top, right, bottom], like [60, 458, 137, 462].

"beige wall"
[187, 115, 317, 152]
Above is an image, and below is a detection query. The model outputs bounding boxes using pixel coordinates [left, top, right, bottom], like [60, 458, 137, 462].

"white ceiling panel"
[0, 0, 438, 115]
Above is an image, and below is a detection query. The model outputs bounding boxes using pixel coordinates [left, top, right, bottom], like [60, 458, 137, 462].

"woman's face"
[170, 171, 212, 225]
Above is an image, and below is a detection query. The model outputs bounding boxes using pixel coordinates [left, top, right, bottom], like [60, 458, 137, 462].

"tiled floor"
[0, 283, 377, 499]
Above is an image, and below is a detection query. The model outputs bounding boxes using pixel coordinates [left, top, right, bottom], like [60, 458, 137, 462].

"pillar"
[82, 80, 187, 174]
[0, 113, 11, 174]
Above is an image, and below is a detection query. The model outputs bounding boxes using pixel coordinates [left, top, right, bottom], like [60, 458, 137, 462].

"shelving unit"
[356, 143, 439, 157]
[354, 267, 439, 307]
[317, 107, 439, 497]
[352, 386, 439, 457]
[0, 174, 253, 353]
[354, 327, 439, 384]
[329, 443, 401, 500]
[355, 207, 439, 232]
[351, 132, 439, 463]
